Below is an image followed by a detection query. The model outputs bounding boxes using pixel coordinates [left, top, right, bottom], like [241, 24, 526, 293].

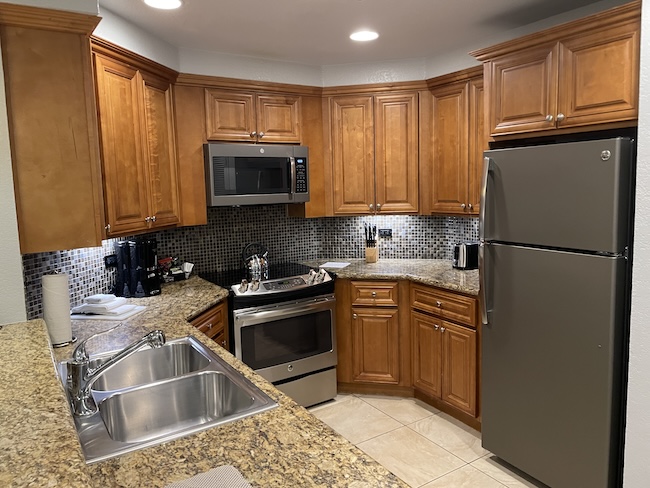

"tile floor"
[309, 394, 548, 488]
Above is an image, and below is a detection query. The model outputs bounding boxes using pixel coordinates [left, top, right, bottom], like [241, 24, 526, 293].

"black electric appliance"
[114, 238, 161, 298]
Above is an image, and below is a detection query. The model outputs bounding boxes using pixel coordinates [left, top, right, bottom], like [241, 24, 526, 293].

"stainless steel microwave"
[204, 143, 309, 206]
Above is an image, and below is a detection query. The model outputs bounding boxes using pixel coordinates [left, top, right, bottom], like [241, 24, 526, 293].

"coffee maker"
[114, 238, 161, 297]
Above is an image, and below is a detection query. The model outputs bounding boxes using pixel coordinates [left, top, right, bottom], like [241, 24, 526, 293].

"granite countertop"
[304, 258, 480, 296]
[1, 276, 407, 488]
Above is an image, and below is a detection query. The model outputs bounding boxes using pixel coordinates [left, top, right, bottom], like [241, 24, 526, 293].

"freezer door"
[482, 137, 632, 253]
[481, 243, 626, 488]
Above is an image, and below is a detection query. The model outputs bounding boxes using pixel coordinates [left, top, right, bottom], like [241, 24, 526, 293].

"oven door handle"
[234, 296, 335, 326]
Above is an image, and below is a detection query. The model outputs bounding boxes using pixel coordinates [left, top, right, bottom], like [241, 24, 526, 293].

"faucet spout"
[67, 330, 166, 416]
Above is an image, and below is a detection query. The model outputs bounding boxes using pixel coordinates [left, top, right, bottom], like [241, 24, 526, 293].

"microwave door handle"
[289, 157, 296, 200]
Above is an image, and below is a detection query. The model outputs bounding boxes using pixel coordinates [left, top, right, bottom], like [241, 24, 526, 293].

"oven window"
[241, 309, 332, 370]
[234, 157, 289, 194]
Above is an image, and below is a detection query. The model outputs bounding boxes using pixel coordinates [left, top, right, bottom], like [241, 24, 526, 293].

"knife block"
[365, 247, 378, 263]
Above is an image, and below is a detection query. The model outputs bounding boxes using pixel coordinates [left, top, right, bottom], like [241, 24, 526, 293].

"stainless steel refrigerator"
[479, 137, 634, 488]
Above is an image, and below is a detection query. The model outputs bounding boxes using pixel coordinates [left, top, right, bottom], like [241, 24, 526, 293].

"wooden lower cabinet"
[352, 306, 400, 384]
[190, 301, 228, 349]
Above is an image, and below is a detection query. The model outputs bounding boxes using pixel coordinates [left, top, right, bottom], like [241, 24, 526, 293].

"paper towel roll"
[42, 273, 73, 346]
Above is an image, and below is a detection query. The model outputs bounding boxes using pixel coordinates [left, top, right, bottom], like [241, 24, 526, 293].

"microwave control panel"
[295, 158, 307, 193]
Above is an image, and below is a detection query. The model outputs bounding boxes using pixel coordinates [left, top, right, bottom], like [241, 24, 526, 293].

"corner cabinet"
[190, 301, 229, 350]
[204, 89, 301, 143]
[420, 68, 486, 216]
[93, 44, 181, 237]
[471, 0, 640, 137]
[329, 91, 419, 215]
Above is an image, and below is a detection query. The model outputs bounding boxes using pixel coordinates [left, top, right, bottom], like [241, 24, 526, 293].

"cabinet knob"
[352, 313, 358, 319]
[145, 216, 151, 223]
[556, 113, 565, 122]
[434, 324, 439, 330]
[206, 322, 213, 330]
[440, 327, 446, 333]
[250, 131, 257, 138]
[369, 203, 374, 211]
[105, 224, 111, 233]
[436, 301, 442, 308]
[460, 203, 466, 209]
[376, 203, 381, 211]
[545, 114, 554, 122]
[371, 291, 377, 297]
[221, 340, 226, 347]
[151, 215, 157, 222]
[468, 203, 473, 210]
[258, 132, 265, 138]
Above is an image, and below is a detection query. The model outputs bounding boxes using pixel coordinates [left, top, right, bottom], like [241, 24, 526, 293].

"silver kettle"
[241, 242, 269, 281]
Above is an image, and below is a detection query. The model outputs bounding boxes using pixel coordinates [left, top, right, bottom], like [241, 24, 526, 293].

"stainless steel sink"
[57, 336, 277, 463]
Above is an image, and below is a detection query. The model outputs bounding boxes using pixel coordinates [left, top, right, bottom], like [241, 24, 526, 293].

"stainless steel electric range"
[201, 263, 337, 407]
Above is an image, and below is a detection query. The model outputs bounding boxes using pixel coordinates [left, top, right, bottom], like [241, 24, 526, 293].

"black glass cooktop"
[200, 262, 312, 289]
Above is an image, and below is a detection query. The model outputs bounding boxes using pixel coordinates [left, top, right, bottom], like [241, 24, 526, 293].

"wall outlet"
[104, 254, 117, 268]
[378, 228, 392, 238]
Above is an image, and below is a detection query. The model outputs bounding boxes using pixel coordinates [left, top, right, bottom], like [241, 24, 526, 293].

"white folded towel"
[83, 294, 117, 304]
[71, 299, 129, 315]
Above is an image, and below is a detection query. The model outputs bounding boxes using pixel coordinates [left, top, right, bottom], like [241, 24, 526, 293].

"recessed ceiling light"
[350, 30, 379, 42]
[143, 0, 183, 10]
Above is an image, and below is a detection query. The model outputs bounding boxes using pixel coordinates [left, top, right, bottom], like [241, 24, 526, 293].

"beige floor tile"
[471, 455, 549, 487]
[409, 412, 488, 463]
[357, 426, 465, 488]
[357, 394, 439, 424]
[310, 396, 401, 444]
[307, 393, 355, 413]
[421, 465, 506, 488]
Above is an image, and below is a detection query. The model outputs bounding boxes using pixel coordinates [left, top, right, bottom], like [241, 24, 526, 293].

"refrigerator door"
[482, 137, 632, 253]
[481, 243, 626, 488]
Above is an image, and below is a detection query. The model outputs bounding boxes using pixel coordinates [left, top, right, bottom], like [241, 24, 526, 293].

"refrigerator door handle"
[479, 241, 490, 325]
[479, 156, 493, 240]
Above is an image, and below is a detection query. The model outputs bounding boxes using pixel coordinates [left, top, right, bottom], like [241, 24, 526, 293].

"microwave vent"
[212, 156, 227, 195]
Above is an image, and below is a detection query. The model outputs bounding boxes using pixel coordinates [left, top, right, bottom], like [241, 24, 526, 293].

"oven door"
[233, 294, 336, 383]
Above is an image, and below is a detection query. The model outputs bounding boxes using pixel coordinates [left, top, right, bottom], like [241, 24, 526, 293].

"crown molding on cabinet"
[0, 2, 99, 34]
[322, 79, 428, 97]
[426, 66, 482, 89]
[175, 73, 322, 97]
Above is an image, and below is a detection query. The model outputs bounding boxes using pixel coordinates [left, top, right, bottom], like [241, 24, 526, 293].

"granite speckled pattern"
[305, 258, 479, 296]
[1, 277, 407, 488]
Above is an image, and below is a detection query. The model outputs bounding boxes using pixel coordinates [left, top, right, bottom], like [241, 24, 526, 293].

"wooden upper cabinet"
[374, 93, 419, 214]
[472, 0, 640, 137]
[93, 42, 181, 237]
[330, 91, 419, 215]
[422, 67, 484, 216]
[330, 95, 375, 214]
[205, 89, 301, 143]
[1, 6, 104, 254]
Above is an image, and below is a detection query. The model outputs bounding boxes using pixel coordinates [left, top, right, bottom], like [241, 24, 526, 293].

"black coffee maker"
[114, 238, 161, 297]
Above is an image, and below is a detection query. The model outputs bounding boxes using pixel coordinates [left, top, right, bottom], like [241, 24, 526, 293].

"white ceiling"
[99, 0, 609, 67]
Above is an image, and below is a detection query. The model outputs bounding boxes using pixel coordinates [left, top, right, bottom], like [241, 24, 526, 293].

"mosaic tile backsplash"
[22, 205, 478, 319]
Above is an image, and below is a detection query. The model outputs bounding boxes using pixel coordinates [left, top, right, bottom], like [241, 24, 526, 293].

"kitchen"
[2, 0, 650, 486]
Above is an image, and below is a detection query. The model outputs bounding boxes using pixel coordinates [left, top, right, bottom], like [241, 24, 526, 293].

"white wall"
[8, 0, 98, 14]
[624, 0, 650, 484]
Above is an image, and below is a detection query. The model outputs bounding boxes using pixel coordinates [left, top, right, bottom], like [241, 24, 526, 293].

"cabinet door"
[412, 310, 443, 398]
[351, 306, 400, 384]
[429, 81, 469, 214]
[256, 94, 301, 143]
[330, 96, 375, 214]
[374, 93, 419, 214]
[190, 301, 228, 349]
[139, 71, 180, 228]
[468, 78, 486, 215]
[204, 89, 256, 141]
[488, 43, 559, 136]
[558, 22, 639, 128]
[95, 54, 149, 236]
[441, 321, 477, 416]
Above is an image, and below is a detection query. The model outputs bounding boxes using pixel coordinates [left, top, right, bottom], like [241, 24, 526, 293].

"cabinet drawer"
[351, 281, 399, 307]
[190, 302, 226, 340]
[410, 284, 478, 327]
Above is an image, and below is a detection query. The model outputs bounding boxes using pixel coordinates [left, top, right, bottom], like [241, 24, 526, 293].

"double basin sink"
[57, 336, 277, 463]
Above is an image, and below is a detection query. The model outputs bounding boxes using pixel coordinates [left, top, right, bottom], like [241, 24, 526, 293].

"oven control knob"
[238, 279, 249, 293]
[308, 269, 317, 284]
[250, 279, 260, 292]
[315, 268, 327, 283]
[287, 364, 294, 372]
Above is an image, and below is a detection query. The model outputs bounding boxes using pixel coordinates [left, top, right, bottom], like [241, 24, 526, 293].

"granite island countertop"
[1, 276, 407, 488]
[303, 258, 479, 296]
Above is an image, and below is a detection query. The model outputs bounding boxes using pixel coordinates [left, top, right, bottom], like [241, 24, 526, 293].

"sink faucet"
[67, 329, 166, 416]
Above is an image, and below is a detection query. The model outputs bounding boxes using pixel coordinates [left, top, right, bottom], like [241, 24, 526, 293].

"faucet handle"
[72, 322, 124, 361]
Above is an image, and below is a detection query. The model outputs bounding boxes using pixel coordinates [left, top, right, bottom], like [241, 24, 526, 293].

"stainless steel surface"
[57, 336, 277, 464]
[482, 243, 626, 488]
[556, 112, 565, 122]
[274, 367, 337, 408]
[479, 156, 491, 241]
[479, 241, 489, 325]
[545, 114, 554, 122]
[67, 329, 166, 417]
[231, 268, 332, 297]
[482, 138, 633, 253]
[290, 156, 296, 197]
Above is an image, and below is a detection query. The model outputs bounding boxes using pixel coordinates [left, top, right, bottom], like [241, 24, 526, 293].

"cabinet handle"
[440, 327, 446, 333]
[145, 216, 151, 223]
[436, 301, 442, 308]
[105, 224, 111, 233]
[545, 115, 554, 122]
[258, 132, 265, 138]
[221, 340, 226, 347]
[352, 313, 358, 319]
[376, 203, 381, 211]
[206, 322, 213, 330]
[250, 131, 257, 138]
[369, 203, 374, 211]
[433, 324, 439, 330]
[151, 215, 157, 222]
[460, 203, 466, 209]
[468, 203, 473, 210]
[556, 113, 565, 122]
[371, 291, 377, 297]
